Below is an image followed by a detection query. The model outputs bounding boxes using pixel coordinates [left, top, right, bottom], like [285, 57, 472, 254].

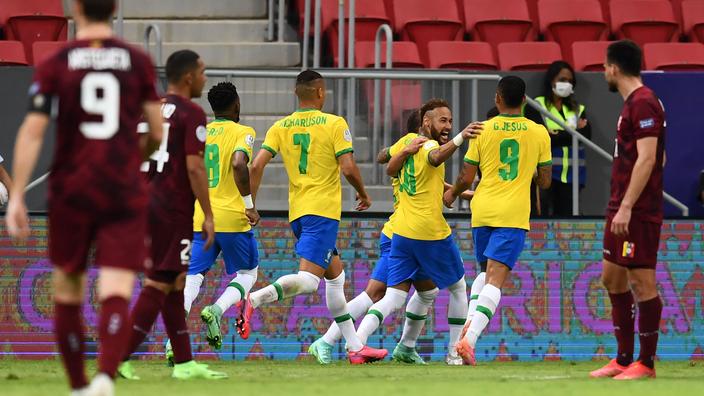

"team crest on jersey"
[245, 134, 255, 147]
[423, 141, 436, 150]
[343, 129, 352, 142]
[161, 103, 176, 119]
[196, 125, 207, 142]
[622, 242, 636, 258]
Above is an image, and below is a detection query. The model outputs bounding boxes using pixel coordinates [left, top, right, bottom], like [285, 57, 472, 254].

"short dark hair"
[420, 99, 451, 121]
[542, 60, 578, 111]
[165, 50, 200, 84]
[78, 0, 115, 22]
[497, 76, 526, 108]
[208, 82, 239, 114]
[406, 109, 421, 133]
[296, 69, 323, 86]
[607, 40, 642, 77]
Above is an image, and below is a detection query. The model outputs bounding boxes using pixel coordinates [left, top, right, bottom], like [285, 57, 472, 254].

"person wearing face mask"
[535, 60, 592, 216]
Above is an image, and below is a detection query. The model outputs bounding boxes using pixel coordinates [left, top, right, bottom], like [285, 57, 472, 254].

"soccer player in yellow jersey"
[444, 76, 552, 365]
[240, 70, 387, 364]
[174, 82, 261, 351]
[354, 99, 483, 362]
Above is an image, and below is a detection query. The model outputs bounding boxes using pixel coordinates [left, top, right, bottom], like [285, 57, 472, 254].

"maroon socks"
[609, 291, 635, 367]
[637, 296, 663, 369]
[97, 296, 131, 378]
[162, 290, 193, 364]
[54, 303, 88, 389]
[124, 286, 167, 360]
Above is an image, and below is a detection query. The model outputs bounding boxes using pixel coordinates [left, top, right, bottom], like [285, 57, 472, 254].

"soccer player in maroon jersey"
[116, 50, 226, 381]
[590, 40, 666, 380]
[4, 0, 163, 395]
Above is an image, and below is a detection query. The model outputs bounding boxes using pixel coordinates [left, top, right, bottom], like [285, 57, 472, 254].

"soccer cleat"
[391, 343, 427, 365]
[589, 359, 629, 378]
[172, 360, 228, 380]
[87, 373, 114, 396]
[164, 339, 174, 367]
[455, 337, 476, 366]
[116, 361, 140, 380]
[348, 345, 388, 364]
[308, 338, 334, 365]
[70, 387, 89, 396]
[613, 361, 656, 380]
[200, 305, 223, 350]
[445, 352, 463, 366]
[236, 298, 254, 339]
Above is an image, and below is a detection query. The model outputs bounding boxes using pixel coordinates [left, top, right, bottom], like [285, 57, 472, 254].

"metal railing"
[525, 97, 689, 217]
[268, 0, 287, 42]
[115, 0, 124, 37]
[144, 24, 163, 67]
[372, 24, 393, 182]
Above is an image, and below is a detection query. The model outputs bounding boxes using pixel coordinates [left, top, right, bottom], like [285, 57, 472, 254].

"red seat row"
[296, 0, 704, 66]
[0, 41, 64, 66]
[353, 40, 704, 71]
[0, 0, 67, 65]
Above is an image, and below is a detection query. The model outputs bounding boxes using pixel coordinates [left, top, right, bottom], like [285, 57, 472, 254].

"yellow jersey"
[261, 108, 354, 222]
[381, 133, 418, 239]
[464, 114, 552, 230]
[389, 137, 451, 241]
[194, 119, 256, 232]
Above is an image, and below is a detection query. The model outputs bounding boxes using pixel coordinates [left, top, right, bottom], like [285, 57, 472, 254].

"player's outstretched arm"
[444, 162, 478, 208]
[376, 147, 391, 164]
[428, 122, 483, 167]
[339, 152, 371, 211]
[139, 101, 164, 159]
[249, 149, 273, 200]
[535, 165, 552, 190]
[186, 155, 215, 249]
[386, 137, 428, 176]
[5, 113, 49, 240]
[233, 151, 260, 227]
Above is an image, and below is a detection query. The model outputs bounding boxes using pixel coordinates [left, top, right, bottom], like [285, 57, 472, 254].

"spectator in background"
[0, 153, 12, 206]
[535, 61, 592, 216]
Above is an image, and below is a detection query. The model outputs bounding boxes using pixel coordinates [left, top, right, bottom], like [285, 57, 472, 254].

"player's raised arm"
[428, 122, 483, 167]
[339, 152, 371, 211]
[386, 136, 427, 176]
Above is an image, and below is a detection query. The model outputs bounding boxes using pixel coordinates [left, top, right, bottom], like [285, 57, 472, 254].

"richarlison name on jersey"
[279, 115, 328, 128]
[68, 47, 132, 71]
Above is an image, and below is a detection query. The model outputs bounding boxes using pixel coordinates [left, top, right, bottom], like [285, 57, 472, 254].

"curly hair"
[207, 82, 239, 115]
[419, 98, 450, 121]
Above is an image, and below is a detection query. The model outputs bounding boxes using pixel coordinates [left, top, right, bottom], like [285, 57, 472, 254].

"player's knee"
[417, 287, 439, 304]
[298, 270, 321, 293]
[448, 278, 467, 294]
[628, 278, 657, 301]
[172, 272, 187, 291]
[365, 280, 387, 302]
[601, 272, 627, 293]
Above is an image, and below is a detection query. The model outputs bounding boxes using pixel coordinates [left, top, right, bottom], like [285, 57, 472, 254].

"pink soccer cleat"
[589, 359, 629, 378]
[348, 346, 388, 364]
[235, 298, 254, 339]
[613, 361, 656, 380]
[455, 337, 476, 366]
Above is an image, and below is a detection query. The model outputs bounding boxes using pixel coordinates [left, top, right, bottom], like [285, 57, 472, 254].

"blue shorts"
[370, 233, 392, 283]
[472, 226, 526, 270]
[290, 215, 339, 269]
[386, 234, 464, 289]
[188, 231, 259, 276]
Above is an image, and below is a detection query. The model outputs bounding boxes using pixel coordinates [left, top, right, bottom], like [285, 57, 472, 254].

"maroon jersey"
[30, 38, 159, 216]
[144, 94, 206, 234]
[607, 86, 666, 224]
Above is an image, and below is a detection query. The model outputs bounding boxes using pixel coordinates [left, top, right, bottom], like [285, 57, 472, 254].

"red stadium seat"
[644, 42, 704, 70]
[0, 1, 67, 65]
[538, 0, 607, 65]
[497, 42, 563, 71]
[462, 0, 533, 51]
[525, 0, 540, 27]
[355, 41, 424, 68]
[0, 41, 28, 66]
[32, 40, 64, 66]
[610, 0, 679, 47]
[323, 0, 390, 66]
[392, 0, 463, 65]
[598, 0, 612, 26]
[427, 41, 497, 70]
[682, 0, 704, 43]
[572, 41, 613, 71]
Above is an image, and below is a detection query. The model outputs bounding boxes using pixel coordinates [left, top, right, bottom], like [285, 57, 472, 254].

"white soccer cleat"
[87, 373, 114, 396]
[445, 352, 463, 366]
[70, 387, 90, 396]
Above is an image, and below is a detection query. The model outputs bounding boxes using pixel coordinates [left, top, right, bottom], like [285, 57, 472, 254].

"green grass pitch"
[1, 359, 703, 396]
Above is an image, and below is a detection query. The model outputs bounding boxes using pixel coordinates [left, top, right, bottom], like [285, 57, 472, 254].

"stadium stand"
[497, 41, 562, 71]
[32, 40, 64, 66]
[427, 41, 498, 70]
[0, 41, 28, 65]
[644, 42, 704, 70]
[0, 0, 67, 65]
[682, 0, 704, 43]
[538, 0, 607, 65]
[572, 41, 613, 71]
[321, 0, 390, 66]
[610, 0, 679, 47]
[461, 0, 534, 51]
[355, 40, 424, 68]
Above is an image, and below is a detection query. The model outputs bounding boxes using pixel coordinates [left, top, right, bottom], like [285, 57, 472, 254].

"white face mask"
[553, 81, 574, 98]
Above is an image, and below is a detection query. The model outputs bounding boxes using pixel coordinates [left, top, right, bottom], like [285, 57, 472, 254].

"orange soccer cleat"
[235, 298, 254, 339]
[589, 359, 629, 378]
[455, 337, 476, 366]
[348, 346, 388, 364]
[613, 361, 656, 380]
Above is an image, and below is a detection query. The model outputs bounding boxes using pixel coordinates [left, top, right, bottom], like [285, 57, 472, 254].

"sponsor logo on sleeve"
[196, 125, 207, 142]
[245, 134, 255, 147]
[639, 118, 655, 129]
[343, 129, 352, 142]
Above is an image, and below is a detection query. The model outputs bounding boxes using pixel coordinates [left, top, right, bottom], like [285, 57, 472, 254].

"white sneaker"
[70, 387, 89, 396]
[445, 352, 463, 366]
[87, 373, 114, 396]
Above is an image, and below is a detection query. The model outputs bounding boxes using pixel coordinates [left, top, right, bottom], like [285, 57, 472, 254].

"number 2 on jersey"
[499, 139, 519, 181]
[293, 133, 310, 174]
